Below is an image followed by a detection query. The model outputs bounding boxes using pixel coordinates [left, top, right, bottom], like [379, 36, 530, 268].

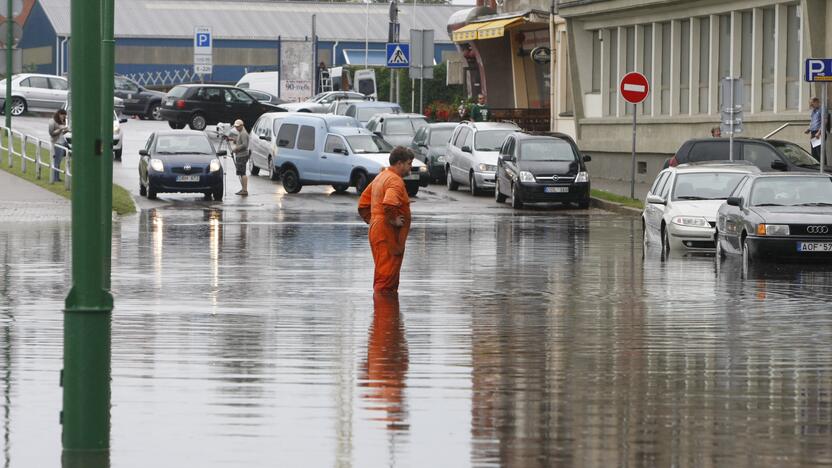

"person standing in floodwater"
[358, 146, 413, 292]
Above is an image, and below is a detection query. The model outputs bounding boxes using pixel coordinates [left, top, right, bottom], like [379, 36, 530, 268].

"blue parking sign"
[805, 58, 832, 82]
[386, 43, 409, 68]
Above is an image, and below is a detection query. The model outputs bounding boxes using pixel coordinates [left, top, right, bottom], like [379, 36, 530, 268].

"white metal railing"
[1, 126, 72, 190]
[763, 122, 799, 140]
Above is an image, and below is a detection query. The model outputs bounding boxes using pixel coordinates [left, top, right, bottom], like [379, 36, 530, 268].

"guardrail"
[0, 126, 72, 190]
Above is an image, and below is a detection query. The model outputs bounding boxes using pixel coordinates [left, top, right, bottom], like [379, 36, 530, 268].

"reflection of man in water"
[358, 147, 413, 292]
[362, 292, 409, 430]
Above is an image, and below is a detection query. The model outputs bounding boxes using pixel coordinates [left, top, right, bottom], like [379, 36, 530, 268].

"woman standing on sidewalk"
[48, 109, 69, 183]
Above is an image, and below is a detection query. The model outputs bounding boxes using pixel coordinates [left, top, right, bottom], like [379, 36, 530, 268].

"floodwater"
[1, 206, 831, 467]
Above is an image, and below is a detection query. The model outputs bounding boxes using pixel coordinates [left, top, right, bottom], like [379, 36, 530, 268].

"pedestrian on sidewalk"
[229, 119, 250, 196]
[48, 109, 69, 183]
[358, 146, 414, 293]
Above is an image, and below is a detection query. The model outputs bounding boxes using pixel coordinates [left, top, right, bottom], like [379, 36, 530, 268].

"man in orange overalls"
[358, 147, 413, 292]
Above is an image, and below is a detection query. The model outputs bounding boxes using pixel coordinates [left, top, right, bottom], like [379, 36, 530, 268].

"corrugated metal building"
[17, 0, 462, 86]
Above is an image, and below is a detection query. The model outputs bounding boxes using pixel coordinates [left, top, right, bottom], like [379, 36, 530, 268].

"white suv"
[445, 121, 519, 195]
[643, 162, 760, 254]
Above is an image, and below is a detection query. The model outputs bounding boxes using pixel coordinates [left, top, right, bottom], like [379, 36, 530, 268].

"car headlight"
[209, 159, 222, 172]
[756, 224, 790, 236]
[418, 165, 428, 173]
[477, 163, 497, 172]
[150, 159, 164, 172]
[519, 171, 536, 183]
[113, 123, 119, 134]
[574, 171, 589, 183]
[671, 216, 710, 228]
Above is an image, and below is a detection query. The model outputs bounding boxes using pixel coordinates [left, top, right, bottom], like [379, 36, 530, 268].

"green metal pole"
[5, 0, 13, 129]
[62, 0, 112, 454]
[101, 0, 114, 290]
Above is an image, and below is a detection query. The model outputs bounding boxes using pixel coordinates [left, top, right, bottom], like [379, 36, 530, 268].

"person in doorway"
[710, 126, 721, 138]
[229, 119, 250, 196]
[471, 94, 490, 122]
[806, 97, 823, 161]
[48, 109, 69, 183]
[358, 146, 413, 293]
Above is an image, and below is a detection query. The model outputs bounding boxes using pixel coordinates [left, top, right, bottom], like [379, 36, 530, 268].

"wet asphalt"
[0, 117, 831, 467]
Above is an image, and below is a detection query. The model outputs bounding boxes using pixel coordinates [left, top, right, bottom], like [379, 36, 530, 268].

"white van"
[236, 71, 279, 96]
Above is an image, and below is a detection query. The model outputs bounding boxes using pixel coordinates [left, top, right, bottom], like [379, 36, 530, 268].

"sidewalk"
[593, 177, 652, 202]
[0, 169, 70, 222]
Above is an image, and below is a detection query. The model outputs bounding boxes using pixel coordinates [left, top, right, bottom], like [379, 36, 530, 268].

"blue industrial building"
[17, 0, 462, 86]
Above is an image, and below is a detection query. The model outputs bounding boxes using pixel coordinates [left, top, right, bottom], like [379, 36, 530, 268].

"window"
[591, 31, 601, 93]
[114, 78, 137, 92]
[740, 11, 752, 110]
[659, 173, 674, 199]
[761, 7, 775, 111]
[474, 130, 513, 152]
[679, 20, 691, 114]
[743, 144, 780, 171]
[689, 141, 732, 162]
[660, 23, 671, 115]
[196, 88, 223, 102]
[413, 128, 426, 146]
[698, 18, 710, 113]
[49, 78, 68, 91]
[464, 130, 474, 149]
[276, 123, 298, 148]
[453, 128, 468, 148]
[24, 76, 50, 89]
[785, 5, 800, 110]
[429, 128, 454, 146]
[345, 106, 356, 117]
[624, 26, 635, 115]
[641, 24, 653, 115]
[650, 172, 668, 195]
[251, 118, 263, 137]
[385, 119, 418, 136]
[608, 28, 619, 115]
[297, 125, 315, 151]
[718, 15, 731, 105]
[672, 172, 747, 200]
[730, 176, 749, 197]
[225, 89, 254, 104]
[324, 135, 345, 153]
[519, 140, 577, 162]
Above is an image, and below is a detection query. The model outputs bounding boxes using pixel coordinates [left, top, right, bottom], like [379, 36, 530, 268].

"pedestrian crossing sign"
[386, 43, 410, 68]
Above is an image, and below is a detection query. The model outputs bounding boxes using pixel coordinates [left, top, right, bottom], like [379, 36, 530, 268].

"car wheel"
[446, 168, 459, 191]
[511, 183, 523, 209]
[407, 183, 419, 197]
[469, 172, 482, 196]
[282, 167, 302, 193]
[715, 232, 725, 261]
[268, 157, 279, 181]
[662, 225, 671, 256]
[139, 181, 146, 197]
[353, 171, 369, 194]
[249, 158, 260, 176]
[114, 148, 122, 161]
[495, 178, 507, 203]
[148, 102, 163, 121]
[189, 113, 207, 131]
[642, 220, 648, 246]
[213, 185, 223, 201]
[578, 198, 590, 209]
[148, 188, 157, 200]
[10, 97, 26, 116]
[332, 184, 349, 194]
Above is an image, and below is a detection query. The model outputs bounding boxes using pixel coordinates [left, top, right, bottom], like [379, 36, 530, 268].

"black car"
[410, 122, 456, 182]
[159, 84, 285, 131]
[494, 132, 591, 209]
[114, 75, 166, 120]
[245, 89, 290, 106]
[716, 173, 832, 263]
[665, 137, 829, 173]
[138, 130, 227, 200]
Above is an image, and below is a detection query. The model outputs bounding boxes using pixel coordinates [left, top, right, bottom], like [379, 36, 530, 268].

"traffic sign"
[194, 27, 212, 54]
[194, 64, 213, 75]
[805, 58, 832, 82]
[386, 43, 409, 68]
[620, 72, 649, 104]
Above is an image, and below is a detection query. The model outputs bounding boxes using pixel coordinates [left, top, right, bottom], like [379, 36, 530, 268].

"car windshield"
[155, 135, 214, 155]
[429, 128, 454, 146]
[750, 176, 832, 206]
[357, 107, 397, 121]
[769, 141, 820, 168]
[347, 135, 393, 154]
[520, 139, 576, 162]
[311, 92, 328, 102]
[327, 117, 360, 128]
[672, 172, 747, 201]
[475, 130, 513, 151]
[385, 118, 428, 135]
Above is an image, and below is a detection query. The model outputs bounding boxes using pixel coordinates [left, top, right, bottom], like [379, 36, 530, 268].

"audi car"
[716, 173, 832, 263]
[138, 131, 226, 200]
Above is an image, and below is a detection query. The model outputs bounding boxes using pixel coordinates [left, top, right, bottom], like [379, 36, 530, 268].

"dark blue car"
[138, 130, 226, 200]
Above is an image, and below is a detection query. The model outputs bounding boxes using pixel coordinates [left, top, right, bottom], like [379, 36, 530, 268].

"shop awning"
[452, 16, 525, 43]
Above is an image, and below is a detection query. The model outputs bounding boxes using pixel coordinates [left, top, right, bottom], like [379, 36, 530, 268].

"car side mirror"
[278, 139, 290, 148]
[582, 154, 592, 162]
[502, 155, 515, 163]
[119, 117, 128, 124]
[461, 145, 472, 153]
[333, 147, 347, 155]
[770, 160, 788, 171]
[139, 149, 148, 157]
[260, 135, 272, 142]
[726, 196, 743, 207]
[418, 143, 427, 148]
[216, 150, 227, 157]
[373, 131, 382, 137]
[645, 194, 666, 205]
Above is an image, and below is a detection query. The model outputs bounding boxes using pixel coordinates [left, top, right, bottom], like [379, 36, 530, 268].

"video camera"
[215, 122, 239, 141]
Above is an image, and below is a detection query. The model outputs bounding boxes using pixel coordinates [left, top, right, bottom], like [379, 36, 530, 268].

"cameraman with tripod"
[228, 119, 251, 196]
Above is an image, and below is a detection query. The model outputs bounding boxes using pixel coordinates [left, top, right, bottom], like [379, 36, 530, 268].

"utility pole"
[62, 0, 114, 459]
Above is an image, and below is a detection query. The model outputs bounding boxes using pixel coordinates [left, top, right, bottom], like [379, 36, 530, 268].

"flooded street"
[1, 203, 831, 467]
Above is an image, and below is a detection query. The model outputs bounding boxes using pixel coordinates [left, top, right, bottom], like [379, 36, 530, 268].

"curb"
[590, 197, 642, 217]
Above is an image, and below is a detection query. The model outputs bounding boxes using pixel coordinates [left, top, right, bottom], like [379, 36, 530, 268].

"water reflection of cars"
[717, 173, 832, 263]
[410, 122, 456, 182]
[644, 163, 759, 254]
[494, 132, 592, 209]
[138, 130, 226, 201]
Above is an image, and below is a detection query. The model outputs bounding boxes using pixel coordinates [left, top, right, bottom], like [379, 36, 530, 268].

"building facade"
[559, 0, 831, 186]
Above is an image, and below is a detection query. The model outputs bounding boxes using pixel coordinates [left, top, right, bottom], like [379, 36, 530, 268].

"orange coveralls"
[358, 169, 411, 292]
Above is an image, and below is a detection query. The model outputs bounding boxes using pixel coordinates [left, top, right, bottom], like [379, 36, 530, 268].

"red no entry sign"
[620, 72, 649, 104]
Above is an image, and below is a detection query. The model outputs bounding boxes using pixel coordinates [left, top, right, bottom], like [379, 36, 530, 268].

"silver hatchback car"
[0, 73, 69, 116]
[445, 121, 519, 195]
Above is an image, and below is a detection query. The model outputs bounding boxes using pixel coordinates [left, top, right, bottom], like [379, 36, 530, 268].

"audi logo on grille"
[807, 225, 829, 234]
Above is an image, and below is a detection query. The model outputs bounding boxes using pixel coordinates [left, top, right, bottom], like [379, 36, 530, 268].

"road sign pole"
[619, 72, 648, 200]
[5, 0, 13, 129]
[630, 105, 636, 199]
[822, 83, 827, 174]
[729, 78, 734, 161]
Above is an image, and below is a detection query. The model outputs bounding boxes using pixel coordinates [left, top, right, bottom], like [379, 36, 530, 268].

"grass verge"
[591, 189, 644, 210]
[0, 143, 137, 216]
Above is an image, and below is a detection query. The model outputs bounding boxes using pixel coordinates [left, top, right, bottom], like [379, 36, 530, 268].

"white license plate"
[545, 186, 569, 193]
[176, 175, 200, 182]
[797, 242, 832, 252]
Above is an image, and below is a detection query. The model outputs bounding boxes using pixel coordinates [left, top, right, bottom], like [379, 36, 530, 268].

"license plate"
[797, 242, 832, 252]
[545, 186, 569, 193]
[176, 175, 200, 182]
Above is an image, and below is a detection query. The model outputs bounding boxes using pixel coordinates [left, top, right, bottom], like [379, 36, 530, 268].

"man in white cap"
[229, 119, 250, 196]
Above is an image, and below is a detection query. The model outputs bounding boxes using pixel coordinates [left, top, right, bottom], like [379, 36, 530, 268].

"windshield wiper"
[795, 202, 832, 206]
[675, 196, 707, 200]
[755, 203, 784, 206]
[155, 151, 176, 154]
[796, 163, 821, 168]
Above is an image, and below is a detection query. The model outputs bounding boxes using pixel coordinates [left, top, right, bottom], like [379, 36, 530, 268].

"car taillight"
[176, 99, 186, 109]
[668, 155, 679, 167]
